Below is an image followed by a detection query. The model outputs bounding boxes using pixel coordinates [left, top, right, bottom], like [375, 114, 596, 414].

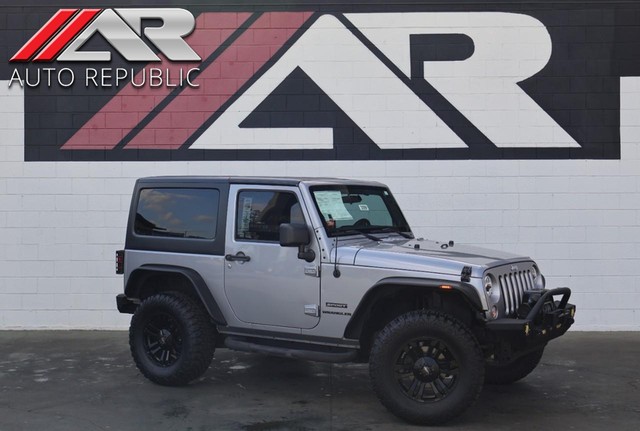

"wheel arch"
[125, 264, 226, 325]
[344, 277, 484, 349]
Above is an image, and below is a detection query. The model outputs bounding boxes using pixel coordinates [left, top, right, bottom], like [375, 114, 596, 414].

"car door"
[223, 185, 321, 329]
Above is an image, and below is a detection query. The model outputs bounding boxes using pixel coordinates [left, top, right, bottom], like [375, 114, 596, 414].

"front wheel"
[485, 347, 545, 385]
[369, 310, 484, 425]
[129, 292, 215, 386]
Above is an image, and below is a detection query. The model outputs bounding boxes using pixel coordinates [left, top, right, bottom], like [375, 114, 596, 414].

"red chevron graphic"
[61, 12, 253, 150]
[10, 9, 80, 62]
[125, 11, 313, 149]
[34, 9, 101, 62]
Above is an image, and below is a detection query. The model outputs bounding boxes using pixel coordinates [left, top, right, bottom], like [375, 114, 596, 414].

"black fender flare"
[344, 276, 484, 340]
[125, 264, 226, 325]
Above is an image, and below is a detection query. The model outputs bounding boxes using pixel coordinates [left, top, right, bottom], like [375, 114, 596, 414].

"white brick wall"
[0, 79, 639, 330]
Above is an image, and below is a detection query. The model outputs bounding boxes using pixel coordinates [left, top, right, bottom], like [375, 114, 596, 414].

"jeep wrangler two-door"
[116, 176, 575, 425]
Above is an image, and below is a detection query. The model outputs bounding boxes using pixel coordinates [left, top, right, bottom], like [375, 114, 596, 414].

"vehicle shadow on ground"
[185, 354, 563, 430]
[1, 332, 638, 431]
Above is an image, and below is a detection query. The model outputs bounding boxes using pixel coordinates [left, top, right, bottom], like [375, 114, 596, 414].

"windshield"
[309, 185, 411, 237]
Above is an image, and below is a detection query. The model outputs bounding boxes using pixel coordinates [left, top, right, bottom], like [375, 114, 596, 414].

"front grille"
[498, 270, 536, 316]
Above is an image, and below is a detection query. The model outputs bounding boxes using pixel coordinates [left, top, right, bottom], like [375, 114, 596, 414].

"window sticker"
[314, 191, 353, 221]
[240, 197, 253, 234]
[358, 204, 369, 211]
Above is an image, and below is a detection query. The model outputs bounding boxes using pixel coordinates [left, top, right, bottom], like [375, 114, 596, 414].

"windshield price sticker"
[314, 191, 353, 221]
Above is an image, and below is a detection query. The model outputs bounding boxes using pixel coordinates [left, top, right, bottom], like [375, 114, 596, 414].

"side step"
[224, 336, 358, 363]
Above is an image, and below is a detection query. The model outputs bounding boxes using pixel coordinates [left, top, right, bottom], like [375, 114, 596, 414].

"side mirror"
[279, 223, 315, 262]
[279, 223, 310, 247]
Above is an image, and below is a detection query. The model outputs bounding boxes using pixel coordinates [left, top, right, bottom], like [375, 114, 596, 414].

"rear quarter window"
[135, 188, 219, 240]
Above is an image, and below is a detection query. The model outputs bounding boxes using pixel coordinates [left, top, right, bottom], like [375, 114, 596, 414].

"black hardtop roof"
[136, 176, 385, 187]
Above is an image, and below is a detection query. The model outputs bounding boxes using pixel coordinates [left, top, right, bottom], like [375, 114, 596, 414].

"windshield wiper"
[333, 228, 381, 241]
[375, 227, 414, 239]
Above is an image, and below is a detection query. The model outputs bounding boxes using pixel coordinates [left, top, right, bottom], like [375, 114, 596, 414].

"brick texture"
[0, 79, 638, 328]
[1, 4, 639, 329]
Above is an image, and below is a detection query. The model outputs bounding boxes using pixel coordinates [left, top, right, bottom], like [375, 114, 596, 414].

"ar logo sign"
[193, 13, 579, 151]
[10, 8, 200, 62]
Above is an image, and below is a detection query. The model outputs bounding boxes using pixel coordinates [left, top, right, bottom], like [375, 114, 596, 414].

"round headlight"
[484, 275, 500, 303]
[531, 265, 545, 290]
[483, 275, 492, 292]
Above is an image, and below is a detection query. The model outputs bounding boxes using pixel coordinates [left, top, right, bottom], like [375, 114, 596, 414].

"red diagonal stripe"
[10, 9, 78, 62]
[34, 9, 101, 62]
[61, 12, 253, 151]
[125, 11, 313, 150]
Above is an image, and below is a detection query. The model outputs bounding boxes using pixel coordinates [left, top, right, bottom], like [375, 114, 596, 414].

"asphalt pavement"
[0, 331, 639, 431]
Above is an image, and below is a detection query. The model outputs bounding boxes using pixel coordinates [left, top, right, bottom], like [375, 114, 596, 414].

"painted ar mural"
[1, 1, 638, 161]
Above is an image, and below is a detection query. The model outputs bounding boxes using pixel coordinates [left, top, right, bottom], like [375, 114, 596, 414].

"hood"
[339, 237, 530, 278]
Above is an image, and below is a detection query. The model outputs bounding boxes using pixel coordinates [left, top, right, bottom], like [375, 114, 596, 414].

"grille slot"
[499, 270, 535, 316]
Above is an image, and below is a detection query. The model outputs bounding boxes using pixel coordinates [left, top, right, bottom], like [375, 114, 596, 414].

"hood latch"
[461, 266, 472, 282]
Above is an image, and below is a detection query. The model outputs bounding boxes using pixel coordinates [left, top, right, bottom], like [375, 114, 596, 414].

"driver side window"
[235, 190, 302, 242]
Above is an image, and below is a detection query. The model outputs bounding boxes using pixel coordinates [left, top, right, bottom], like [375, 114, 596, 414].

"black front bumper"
[485, 287, 576, 353]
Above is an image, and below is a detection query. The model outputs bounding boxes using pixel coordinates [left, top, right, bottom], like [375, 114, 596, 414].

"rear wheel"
[485, 347, 545, 384]
[369, 310, 484, 425]
[129, 292, 215, 386]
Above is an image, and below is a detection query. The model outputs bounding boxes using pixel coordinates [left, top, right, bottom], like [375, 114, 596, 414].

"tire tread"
[485, 347, 544, 385]
[369, 310, 484, 425]
[129, 292, 215, 386]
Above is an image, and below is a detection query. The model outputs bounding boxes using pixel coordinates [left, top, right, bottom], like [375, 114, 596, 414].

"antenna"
[333, 234, 341, 278]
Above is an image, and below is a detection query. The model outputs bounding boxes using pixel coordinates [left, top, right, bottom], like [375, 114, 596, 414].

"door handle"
[225, 252, 251, 262]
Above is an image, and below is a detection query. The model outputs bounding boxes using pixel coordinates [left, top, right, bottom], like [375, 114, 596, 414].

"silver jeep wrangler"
[116, 176, 575, 425]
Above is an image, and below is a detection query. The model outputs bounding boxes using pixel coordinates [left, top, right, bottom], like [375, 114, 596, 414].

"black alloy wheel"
[143, 312, 183, 367]
[129, 292, 215, 386]
[394, 337, 459, 402]
[369, 310, 484, 425]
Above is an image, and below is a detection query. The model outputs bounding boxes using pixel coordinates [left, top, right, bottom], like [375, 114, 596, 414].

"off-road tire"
[485, 347, 544, 385]
[369, 310, 484, 425]
[129, 292, 215, 386]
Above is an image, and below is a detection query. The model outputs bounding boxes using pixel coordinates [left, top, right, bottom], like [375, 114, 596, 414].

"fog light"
[490, 305, 498, 320]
